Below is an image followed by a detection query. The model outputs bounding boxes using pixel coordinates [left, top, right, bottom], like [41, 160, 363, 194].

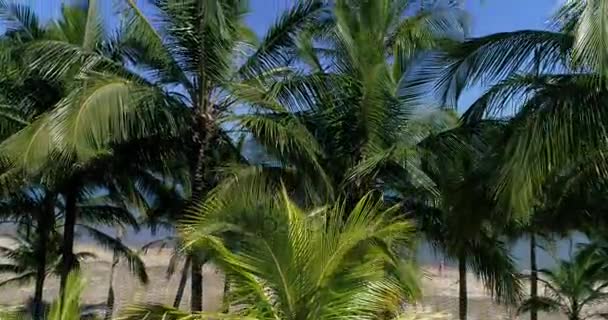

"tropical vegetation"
[0, 0, 607, 319]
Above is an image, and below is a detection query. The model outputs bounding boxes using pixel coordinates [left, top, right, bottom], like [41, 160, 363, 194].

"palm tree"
[122, 184, 421, 319]
[0, 189, 147, 316]
[0, 3, 66, 316]
[0, 271, 87, 320]
[0, 2, 188, 303]
[0, 0, 334, 311]
[412, 122, 523, 320]
[415, 0, 608, 217]
[0, 229, 96, 288]
[516, 164, 608, 320]
[0, 0, 128, 297]
[518, 250, 608, 320]
[240, 0, 469, 205]
[0, 186, 57, 320]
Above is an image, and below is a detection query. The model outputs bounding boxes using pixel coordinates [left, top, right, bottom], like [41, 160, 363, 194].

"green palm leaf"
[76, 224, 148, 284]
[183, 187, 419, 319]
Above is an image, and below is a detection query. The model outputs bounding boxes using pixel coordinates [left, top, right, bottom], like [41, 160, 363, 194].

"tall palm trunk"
[188, 130, 208, 312]
[33, 192, 55, 320]
[60, 188, 78, 295]
[458, 253, 467, 320]
[104, 228, 123, 320]
[189, 118, 210, 312]
[190, 255, 203, 312]
[173, 256, 191, 308]
[222, 272, 230, 313]
[188, 105, 216, 312]
[103, 251, 118, 320]
[530, 233, 538, 320]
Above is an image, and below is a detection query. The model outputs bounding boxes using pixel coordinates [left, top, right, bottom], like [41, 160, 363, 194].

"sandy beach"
[0, 242, 569, 319]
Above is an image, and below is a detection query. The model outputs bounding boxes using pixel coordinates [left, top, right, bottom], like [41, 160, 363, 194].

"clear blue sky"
[17, 0, 560, 42]
[247, 0, 559, 36]
[457, 0, 559, 107]
[13, 0, 562, 108]
[247, 0, 561, 108]
[12, 0, 562, 37]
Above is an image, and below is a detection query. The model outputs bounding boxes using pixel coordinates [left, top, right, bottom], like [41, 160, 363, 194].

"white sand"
[0, 240, 573, 319]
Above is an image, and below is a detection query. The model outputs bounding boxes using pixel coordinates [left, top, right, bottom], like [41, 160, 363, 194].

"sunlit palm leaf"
[183, 188, 419, 319]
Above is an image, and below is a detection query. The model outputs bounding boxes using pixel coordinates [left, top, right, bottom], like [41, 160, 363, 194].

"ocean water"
[0, 223, 589, 271]
[116, 227, 589, 271]
[416, 233, 589, 270]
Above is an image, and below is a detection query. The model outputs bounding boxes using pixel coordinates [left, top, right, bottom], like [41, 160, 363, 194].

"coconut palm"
[518, 249, 608, 320]
[0, 229, 96, 289]
[0, 186, 57, 320]
[121, 182, 421, 319]
[0, 187, 148, 312]
[520, 161, 608, 320]
[415, 0, 608, 217]
[0, 3, 66, 316]
[0, 1, 192, 303]
[238, 0, 469, 205]
[0, 0, 335, 311]
[411, 122, 523, 320]
[0, 0, 126, 298]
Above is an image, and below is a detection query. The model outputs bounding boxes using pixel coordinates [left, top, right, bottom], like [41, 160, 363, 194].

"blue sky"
[457, 0, 559, 106]
[14, 0, 562, 108]
[247, 0, 559, 36]
[14, 0, 561, 37]
[246, 0, 561, 107]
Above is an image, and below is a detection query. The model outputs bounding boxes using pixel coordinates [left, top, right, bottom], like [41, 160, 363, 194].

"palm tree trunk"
[222, 272, 230, 313]
[458, 253, 467, 320]
[33, 221, 48, 320]
[190, 254, 203, 312]
[104, 233, 121, 320]
[173, 256, 191, 308]
[103, 254, 118, 320]
[189, 113, 215, 313]
[33, 192, 55, 320]
[530, 233, 538, 320]
[60, 189, 78, 295]
[570, 300, 580, 320]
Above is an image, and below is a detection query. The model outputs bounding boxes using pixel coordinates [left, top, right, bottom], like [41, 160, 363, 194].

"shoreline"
[0, 242, 568, 319]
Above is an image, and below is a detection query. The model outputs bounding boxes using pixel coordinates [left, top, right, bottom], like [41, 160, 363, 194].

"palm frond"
[468, 236, 524, 305]
[78, 204, 139, 230]
[0, 263, 26, 274]
[117, 0, 192, 90]
[50, 73, 182, 163]
[76, 224, 148, 284]
[0, 0, 41, 40]
[238, 0, 330, 78]
[0, 271, 35, 288]
[48, 271, 84, 320]
[517, 296, 561, 315]
[0, 114, 52, 174]
[429, 30, 571, 106]
[571, 0, 608, 76]
[183, 188, 418, 319]
[116, 304, 188, 320]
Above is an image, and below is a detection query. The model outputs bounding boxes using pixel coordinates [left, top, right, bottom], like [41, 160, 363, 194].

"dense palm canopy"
[244, 0, 469, 202]
[416, 0, 608, 218]
[2, 0, 608, 319]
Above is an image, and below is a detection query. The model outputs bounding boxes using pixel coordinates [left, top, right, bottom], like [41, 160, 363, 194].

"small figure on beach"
[438, 258, 445, 277]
